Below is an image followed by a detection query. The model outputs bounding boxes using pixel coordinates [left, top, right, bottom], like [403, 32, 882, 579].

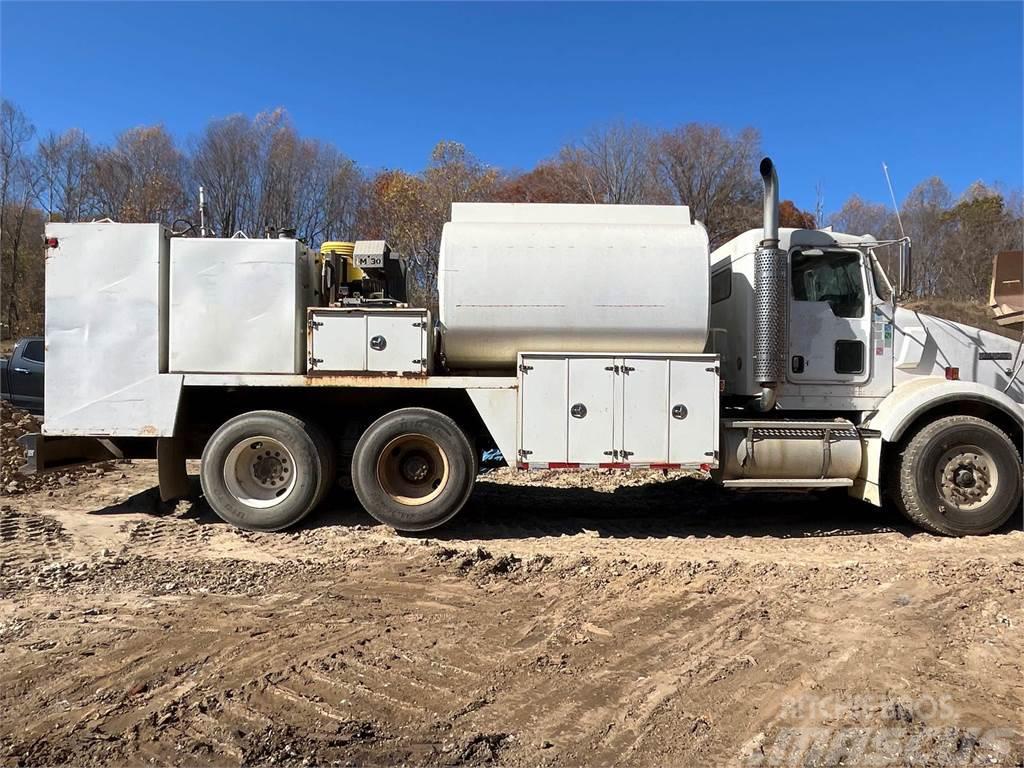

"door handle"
[13, 367, 30, 374]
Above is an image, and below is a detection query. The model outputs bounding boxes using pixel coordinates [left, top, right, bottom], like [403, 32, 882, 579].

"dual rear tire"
[351, 408, 477, 532]
[201, 407, 475, 533]
[200, 411, 334, 532]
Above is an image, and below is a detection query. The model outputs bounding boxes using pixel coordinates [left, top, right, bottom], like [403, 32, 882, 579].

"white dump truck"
[20, 159, 1024, 536]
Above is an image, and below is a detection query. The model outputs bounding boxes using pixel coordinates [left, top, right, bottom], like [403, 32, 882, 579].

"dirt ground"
[1, 455, 1023, 767]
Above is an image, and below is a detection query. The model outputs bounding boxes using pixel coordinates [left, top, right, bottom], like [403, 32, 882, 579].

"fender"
[863, 376, 1024, 443]
[850, 377, 1023, 507]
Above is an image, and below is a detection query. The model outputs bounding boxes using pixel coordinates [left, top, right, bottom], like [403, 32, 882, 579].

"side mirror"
[897, 238, 913, 299]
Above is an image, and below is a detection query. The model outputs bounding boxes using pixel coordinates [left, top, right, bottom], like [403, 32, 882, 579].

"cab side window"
[22, 340, 44, 362]
[791, 251, 865, 318]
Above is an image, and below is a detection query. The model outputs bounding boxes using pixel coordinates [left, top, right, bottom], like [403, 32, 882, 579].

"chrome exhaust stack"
[753, 157, 786, 410]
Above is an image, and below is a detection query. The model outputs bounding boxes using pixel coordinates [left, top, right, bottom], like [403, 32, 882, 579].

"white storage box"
[169, 238, 317, 373]
[43, 222, 182, 436]
[517, 352, 719, 468]
[308, 308, 431, 375]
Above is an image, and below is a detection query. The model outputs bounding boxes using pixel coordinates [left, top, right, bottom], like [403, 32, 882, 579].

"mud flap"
[156, 436, 189, 502]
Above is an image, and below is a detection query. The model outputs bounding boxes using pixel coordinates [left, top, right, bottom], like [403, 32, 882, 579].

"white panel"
[43, 222, 182, 437]
[621, 358, 670, 463]
[568, 357, 616, 464]
[169, 238, 307, 374]
[467, 388, 518, 467]
[366, 315, 426, 374]
[668, 359, 720, 465]
[520, 356, 567, 464]
[311, 311, 366, 371]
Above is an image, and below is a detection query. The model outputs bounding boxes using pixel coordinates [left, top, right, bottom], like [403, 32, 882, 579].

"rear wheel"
[893, 415, 1022, 536]
[201, 410, 332, 531]
[352, 408, 476, 531]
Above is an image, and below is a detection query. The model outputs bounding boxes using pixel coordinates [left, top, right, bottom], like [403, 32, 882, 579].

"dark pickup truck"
[1, 336, 44, 414]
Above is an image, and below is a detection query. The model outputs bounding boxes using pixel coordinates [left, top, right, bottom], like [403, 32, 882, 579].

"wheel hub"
[223, 437, 297, 509]
[401, 453, 431, 483]
[937, 449, 995, 511]
[953, 468, 976, 488]
[376, 434, 450, 507]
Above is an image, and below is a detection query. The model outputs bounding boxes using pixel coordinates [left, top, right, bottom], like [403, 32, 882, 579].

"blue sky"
[2, 1, 1021, 212]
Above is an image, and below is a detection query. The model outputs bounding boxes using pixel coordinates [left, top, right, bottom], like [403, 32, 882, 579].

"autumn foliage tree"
[778, 200, 816, 229]
[1, 97, 1021, 339]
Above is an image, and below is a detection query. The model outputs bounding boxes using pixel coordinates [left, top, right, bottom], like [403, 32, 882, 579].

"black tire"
[351, 407, 475, 531]
[893, 415, 1022, 536]
[306, 419, 337, 508]
[201, 410, 331, 531]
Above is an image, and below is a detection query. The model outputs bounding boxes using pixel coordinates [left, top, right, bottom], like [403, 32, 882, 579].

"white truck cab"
[711, 205, 1023, 535]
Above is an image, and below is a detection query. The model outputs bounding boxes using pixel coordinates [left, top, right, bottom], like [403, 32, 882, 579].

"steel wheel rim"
[223, 436, 298, 509]
[376, 434, 450, 506]
[934, 444, 999, 512]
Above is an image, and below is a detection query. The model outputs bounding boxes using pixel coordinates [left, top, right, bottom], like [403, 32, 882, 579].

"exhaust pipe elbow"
[760, 157, 779, 248]
[755, 386, 777, 412]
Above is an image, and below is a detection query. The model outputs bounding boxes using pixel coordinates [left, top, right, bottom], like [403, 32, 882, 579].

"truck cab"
[710, 219, 1023, 535]
[711, 229, 1024, 407]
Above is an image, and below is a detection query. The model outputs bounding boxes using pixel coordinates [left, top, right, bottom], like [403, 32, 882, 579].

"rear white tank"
[438, 203, 711, 369]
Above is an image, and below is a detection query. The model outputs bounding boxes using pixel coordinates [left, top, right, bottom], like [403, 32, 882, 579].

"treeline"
[2, 100, 1021, 337]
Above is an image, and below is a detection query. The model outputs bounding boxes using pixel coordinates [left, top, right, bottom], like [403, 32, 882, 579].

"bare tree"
[191, 114, 261, 237]
[941, 183, 1023, 300]
[91, 125, 188, 223]
[555, 122, 662, 205]
[900, 177, 951, 296]
[654, 124, 761, 247]
[36, 128, 96, 222]
[0, 100, 43, 337]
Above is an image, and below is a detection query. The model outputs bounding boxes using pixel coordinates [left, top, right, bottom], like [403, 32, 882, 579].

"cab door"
[787, 249, 872, 385]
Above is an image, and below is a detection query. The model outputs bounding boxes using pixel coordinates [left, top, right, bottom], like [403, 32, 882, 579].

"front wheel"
[351, 408, 476, 531]
[893, 415, 1022, 536]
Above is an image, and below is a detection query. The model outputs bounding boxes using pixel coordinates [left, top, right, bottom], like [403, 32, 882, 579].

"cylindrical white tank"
[438, 203, 710, 369]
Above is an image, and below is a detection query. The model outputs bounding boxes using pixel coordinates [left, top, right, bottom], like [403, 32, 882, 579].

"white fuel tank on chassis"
[438, 203, 711, 370]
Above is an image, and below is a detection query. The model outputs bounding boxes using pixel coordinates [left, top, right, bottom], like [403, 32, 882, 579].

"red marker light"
[945, 367, 959, 380]
[45, 237, 59, 248]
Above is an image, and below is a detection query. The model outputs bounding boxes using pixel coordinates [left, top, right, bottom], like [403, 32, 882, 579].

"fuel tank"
[438, 203, 711, 370]
[720, 419, 863, 481]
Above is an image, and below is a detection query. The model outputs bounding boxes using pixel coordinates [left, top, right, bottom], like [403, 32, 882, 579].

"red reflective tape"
[650, 463, 681, 470]
[516, 462, 529, 470]
[599, 463, 631, 469]
[547, 462, 579, 469]
[699, 463, 711, 472]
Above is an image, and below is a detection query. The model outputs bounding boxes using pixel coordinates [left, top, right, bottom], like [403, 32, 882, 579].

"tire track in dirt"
[1, 463, 1022, 766]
